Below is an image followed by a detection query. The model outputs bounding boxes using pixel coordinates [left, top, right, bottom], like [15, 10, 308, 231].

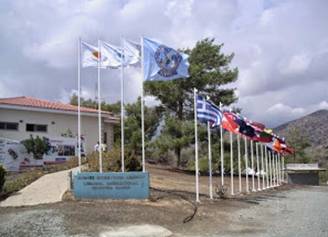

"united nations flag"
[143, 37, 189, 81]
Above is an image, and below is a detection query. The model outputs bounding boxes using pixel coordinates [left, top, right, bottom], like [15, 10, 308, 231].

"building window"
[26, 123, 48, 132]
[0, 122, 19, 131]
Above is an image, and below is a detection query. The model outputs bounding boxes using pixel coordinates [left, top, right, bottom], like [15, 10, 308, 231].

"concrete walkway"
[0, 168, 74, 207]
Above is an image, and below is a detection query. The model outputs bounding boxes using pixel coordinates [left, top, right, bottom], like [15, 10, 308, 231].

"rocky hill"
[274, 109, 328, 149]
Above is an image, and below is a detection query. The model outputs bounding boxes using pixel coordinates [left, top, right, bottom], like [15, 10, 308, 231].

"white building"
[0, 96, 118, 153]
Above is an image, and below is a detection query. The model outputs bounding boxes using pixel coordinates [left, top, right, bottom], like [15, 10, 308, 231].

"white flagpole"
[269, 151, 273, 187]
[256, 143, 260, 191]
[237, 134, 242, 193]
[278, 154, 282, 185]
[275, 154, 278, 186]
[282, 155, 285, 182]
[273, 153, 277, 187]
[120, 37, 125, 172]
[265, 146, 269, 189]
[273, 154, 278, 186]
[251, 140, 255, 192]
[220, 103, 224, 188]
[77, 37, 81, 172]
[230, 131, 234, 196]
[244, 136, 249, 193]
[97, 40, 103, 173]
[140, 37, 146, 172]
[207, 121, 213, 199]
[193, 88, 200, 202]
[261, 144, 265, 189]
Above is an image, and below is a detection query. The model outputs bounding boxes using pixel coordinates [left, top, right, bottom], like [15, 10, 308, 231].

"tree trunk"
[175, 147, 182, 167]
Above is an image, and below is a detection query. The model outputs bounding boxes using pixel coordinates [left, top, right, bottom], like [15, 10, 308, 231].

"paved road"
[0, 168, 74, 207]
[0, 185, 327, 236]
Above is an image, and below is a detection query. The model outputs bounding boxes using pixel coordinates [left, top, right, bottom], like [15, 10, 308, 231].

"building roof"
[0, 96, 118, 120]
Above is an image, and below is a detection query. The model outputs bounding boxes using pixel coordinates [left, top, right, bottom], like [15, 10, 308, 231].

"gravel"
[0, 185, 327, 237]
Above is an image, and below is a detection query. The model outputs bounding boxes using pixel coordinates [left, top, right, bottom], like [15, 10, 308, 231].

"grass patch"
[0, 157, 80, 201]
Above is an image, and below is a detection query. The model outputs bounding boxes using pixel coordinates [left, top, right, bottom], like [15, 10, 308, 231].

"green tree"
[21, 135, 51, 160]
[145, 38, 238, 166]
[285, 127, 311, 163]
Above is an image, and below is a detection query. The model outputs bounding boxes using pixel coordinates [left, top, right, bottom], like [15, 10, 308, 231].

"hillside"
[274, 109, 328, 149]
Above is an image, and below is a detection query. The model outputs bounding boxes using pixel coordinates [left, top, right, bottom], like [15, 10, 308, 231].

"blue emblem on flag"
[154, 45, 182, 77]
[143, 37, 189, 81]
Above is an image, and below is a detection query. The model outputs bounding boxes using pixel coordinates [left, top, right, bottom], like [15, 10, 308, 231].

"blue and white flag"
[197, 95, 223, 127]
[142, 37, 189, 81]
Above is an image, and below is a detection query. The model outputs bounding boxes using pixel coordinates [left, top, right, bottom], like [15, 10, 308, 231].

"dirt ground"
[0, 165, 327, 237]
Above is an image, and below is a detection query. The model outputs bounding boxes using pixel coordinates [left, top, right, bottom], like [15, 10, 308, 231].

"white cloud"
[318, 101, 328, 110]
[0, 0, 328, 127]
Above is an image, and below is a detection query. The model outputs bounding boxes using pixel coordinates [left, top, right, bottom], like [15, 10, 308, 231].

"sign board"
[0, 137, 42, 171]
[73, 172, 150, 199]
[0, 136, 86, 171]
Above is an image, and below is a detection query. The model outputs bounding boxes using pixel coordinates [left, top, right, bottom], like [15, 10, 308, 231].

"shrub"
[0, 165, 6, 192]
[21, 135, 51, 159]
[86, 146, 141, 172]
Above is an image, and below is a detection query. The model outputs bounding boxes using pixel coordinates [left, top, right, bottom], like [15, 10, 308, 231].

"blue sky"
[0, 0, 327, 127]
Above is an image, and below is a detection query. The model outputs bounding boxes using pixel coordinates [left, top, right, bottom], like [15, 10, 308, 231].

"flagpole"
[220, 103, 224, 188]
[207, 121, 213, 199]
[256, 142, 261, 191]
[273, 153, 276, 187]
[120, 37, 125, 172]
[230, 131, 234, 196]
[97, 40, 103, 173]
[140, 37, 146, 172]
[282, 155, 285, 182]
[251, 140, 255, 192]
[193, 88, 200, 202]
[261, 144, 268, 189]
[275, 153, 279, 186]
[269, 151, 273, 187]
[273, 153, 276, 186]
[265, 146, 269, 189]
[244, 136, 249, 193]
[277, 153, 281, 186]
[77, 37, 82, 172]
[237, 134, 242, 193]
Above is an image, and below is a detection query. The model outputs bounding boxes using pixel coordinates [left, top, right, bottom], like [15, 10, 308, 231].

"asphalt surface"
[0, 186, 327, 237]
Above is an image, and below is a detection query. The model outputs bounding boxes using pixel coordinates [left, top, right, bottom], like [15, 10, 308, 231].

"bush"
[86, 146, 141, 172]
[0, 165, 6, 192]
[21, 135, 51, 159]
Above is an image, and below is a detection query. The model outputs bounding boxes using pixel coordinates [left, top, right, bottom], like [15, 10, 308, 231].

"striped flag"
[196, 95, 223, 127]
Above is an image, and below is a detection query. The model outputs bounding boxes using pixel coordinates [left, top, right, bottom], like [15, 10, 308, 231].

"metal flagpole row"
[120, 37, 125, 172]
[237, 134, 242, 193]
[256, 143, 261, 191]
[140, 37, 146, 172]
[273, 153, 277, 186]
[193, 88, 200, 202]
[230, 131, 234, 196]
[77, 38, 82, 172]
[244, 136, 249, 193]
[251, 140, 255, 192]
[207, 121, 213, 199]
[97, 40, 103, 173]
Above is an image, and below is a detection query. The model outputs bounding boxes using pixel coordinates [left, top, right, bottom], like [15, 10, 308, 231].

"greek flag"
[197, 96, 223, 127]
[143, 37, 189, 81]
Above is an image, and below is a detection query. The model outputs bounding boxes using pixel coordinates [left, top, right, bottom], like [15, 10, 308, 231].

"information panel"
[73, 172, 149, 199]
